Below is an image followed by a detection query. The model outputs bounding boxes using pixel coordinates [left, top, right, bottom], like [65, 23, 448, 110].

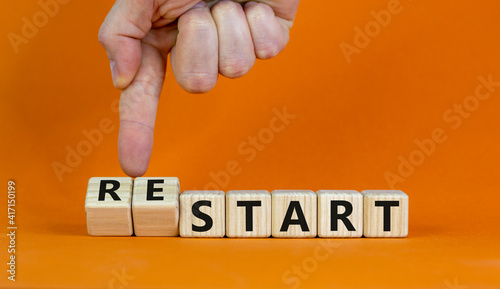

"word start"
[85, 177, 409, 238]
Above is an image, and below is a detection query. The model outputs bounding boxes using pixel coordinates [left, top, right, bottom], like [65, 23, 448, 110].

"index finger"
[117, 42, 167, 177]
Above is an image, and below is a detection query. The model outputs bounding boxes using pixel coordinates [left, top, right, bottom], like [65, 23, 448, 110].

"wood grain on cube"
[362, 190, 408, 237]
[179, 191, 225, 237]
[226, 190, 271, 238]
[132, 177, 180, 236]
[317, 190, 363, 238]
[85, 177, 133, 236]
[271, 190, 317, 238]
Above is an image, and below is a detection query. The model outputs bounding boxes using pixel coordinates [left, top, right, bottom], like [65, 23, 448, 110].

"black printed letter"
[192, 200, 213, 232]
[331, 200, 355, 231]
[98, 180, 120, 201]
[280, 201, 309, 232]
[237, 200, 261, 231]
[375, 200, 400, 231]
[147, 179, 164, 201]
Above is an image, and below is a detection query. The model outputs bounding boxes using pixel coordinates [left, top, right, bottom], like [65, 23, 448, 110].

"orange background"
[1, 0, 500, 288]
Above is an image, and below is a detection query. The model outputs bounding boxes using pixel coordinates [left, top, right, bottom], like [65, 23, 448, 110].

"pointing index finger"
[118, 42, 167, 177]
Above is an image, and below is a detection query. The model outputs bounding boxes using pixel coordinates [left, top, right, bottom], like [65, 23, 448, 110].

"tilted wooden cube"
[226, 190, 271, 238]
[362, 190, 409, 237]
[317, 190, 363, 238]
[132, 177, 180, 236]
[271, 190, 317, 238]
[179, 191, 225, 237]
[85, 177, 133, 236]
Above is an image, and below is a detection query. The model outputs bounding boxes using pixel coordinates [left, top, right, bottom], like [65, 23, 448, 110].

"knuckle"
[212, 0, 241, 16]
[245, 2, 274, 22]
[123, 76, 164, 113]
[179, 10, 214, 32]
[98, 24, 111, 48]
[136, 77, 163, 99]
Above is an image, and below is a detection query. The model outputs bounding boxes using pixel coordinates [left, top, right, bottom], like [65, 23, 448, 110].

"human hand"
[98, 0, 299, 176]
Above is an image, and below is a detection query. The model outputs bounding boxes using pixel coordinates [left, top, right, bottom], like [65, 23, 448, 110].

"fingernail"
[110, 60, 121, 87]
[192, 1, 207, 8]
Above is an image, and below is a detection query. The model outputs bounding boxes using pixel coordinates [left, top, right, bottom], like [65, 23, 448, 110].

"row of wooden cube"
[85, 177, 408, 238]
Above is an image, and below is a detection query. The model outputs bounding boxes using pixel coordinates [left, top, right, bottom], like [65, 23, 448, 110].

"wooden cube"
[271, 190, 317, 238]
[179, 191, 225, 237]
[317, 190, 363, 238]
[362, 190, 409, 237]
[132, 177, 180, 236]
[85, 177, 133, 236]
[226, 190, 271, 238]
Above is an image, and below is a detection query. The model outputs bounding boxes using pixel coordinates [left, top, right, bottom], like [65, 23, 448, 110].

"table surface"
[1, 0, 500, 288]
